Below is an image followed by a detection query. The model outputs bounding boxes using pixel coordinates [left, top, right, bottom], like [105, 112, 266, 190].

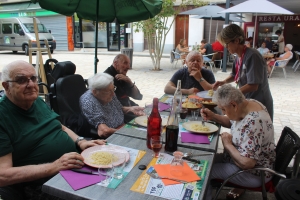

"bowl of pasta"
[181, 98, 202, 112]
[182, 121, 218, 134]
[201, 100, 217, 111]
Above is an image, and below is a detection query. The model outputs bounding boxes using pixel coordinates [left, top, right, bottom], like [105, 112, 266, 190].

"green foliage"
[134, 0, 207, 70]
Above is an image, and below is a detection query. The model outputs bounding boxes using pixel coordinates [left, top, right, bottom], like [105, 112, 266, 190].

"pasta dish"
[191, 124, 210, 132]
[90, 151, 118, 165]
[208, 90, 214, 97]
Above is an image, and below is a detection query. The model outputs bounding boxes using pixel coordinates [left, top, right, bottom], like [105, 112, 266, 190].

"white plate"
[134, 115, 168, 127]
[182, 121, 219, 134]
[196, 91, 213, 99]
[81, 145, 130, 168]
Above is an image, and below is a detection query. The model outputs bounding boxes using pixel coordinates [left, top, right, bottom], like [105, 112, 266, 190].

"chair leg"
[269, 66, 275, 78]
[294, 63, 300, 72]
[283, 68, 287, 78]
[292, 60, 299, 69]
[260, 171, 267, 200]
[292, 150, 300, 179]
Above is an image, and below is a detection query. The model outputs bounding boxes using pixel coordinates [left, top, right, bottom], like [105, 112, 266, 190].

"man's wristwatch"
[199, 77, 205, 82]
[75, 136, 85, 147]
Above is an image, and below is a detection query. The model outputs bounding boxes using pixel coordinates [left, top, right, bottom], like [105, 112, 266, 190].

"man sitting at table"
[164, 51, 215, 95]
[0, 60, 106, 200]
[104, 54, 143, 122]
[199, 39, 214, 62]
[257, 42, 270, 55]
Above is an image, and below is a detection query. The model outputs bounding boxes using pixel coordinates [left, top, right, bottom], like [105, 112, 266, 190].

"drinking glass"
[150, 135, 163, 158]
[170, 151, 184, 177]
[191, 109, 200, 121]
[98, 157, 113, 185]
[179, 108, 188, 123]
[144, 102, 153, 118]
[113, 153, 126, 180]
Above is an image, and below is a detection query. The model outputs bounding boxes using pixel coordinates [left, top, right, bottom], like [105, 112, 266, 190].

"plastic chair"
[212, 51, 223, 69]
[269, 58, 291, 78]
[171, 50, 185, 68]
[212, 126, 300, 200]
[292, 51, 300, 72]
[55, 74, 98, 139]
[203, 52, 217, 72]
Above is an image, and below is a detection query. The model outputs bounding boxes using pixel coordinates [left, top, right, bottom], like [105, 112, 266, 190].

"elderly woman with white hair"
[202, 84, 275, 200]
[267, 44, 293, 74]
[80, 73, 144, 138]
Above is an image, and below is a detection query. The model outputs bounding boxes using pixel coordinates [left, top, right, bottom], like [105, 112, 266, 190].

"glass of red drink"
[179, 108, 188, 122]
[150, 135, 163, 158]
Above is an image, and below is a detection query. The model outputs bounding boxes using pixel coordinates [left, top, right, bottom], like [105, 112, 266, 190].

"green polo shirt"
[0, 95, 77, 167]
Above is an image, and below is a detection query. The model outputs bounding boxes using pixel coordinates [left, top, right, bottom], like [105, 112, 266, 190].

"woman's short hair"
[275, 30, 282, 35]
[286, 44, 293, 51]
[217, 24, 245, 46]
[186, 51, 203, 62]
[213, 84, 245, 107]
[88, 73, 113, 90]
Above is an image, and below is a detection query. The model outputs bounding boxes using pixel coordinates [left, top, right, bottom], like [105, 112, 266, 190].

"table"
[42, 134, 215, 200]
[115, 112, 221, 153]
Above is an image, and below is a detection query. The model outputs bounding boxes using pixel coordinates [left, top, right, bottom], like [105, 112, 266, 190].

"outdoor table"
[116, 110, 221, 153]
[42, 134, 215, 200]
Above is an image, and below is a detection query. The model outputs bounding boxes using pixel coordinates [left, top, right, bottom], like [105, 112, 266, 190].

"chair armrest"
[274, 59, 289, 67]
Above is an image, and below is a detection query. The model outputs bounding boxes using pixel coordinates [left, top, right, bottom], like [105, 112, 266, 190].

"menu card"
[131, 153, 208, 200]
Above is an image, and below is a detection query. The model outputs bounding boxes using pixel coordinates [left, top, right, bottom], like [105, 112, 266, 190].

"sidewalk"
[1, 50, 299, 199]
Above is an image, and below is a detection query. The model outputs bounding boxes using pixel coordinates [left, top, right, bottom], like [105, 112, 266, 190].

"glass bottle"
[165, 97, 179, 152]
[146, 98, 162, 149]
[174, 80, 182, 114]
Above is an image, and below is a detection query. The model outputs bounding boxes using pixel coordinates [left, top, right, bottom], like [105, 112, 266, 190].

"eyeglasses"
[224, 40, 234, 48]
[6, 75, 38, 85]
[101, 86, 117, 94]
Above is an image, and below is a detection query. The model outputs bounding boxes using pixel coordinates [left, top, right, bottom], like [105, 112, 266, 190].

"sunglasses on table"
[6, 75, 38, 85]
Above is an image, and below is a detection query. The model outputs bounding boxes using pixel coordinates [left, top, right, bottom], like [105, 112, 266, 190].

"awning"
[0, 2, 58, 18]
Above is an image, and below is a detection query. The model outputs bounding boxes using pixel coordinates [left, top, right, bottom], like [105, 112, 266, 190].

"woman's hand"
[78, 139, 106, 150]
[200, 108, 215, 121]
[130, 106, 145, 116]
[220, 132, 233, 148]
[212, 81, 225, 90]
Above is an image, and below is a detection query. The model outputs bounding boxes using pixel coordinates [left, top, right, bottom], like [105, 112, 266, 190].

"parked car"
[0, 17, 56, 55]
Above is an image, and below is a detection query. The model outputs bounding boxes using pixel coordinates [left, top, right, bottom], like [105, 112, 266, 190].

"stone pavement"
[1, 50, 299, 199]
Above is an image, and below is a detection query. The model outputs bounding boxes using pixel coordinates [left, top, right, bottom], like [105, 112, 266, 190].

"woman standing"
[213, 24, 273, 121]
[275, 30, 285, 54]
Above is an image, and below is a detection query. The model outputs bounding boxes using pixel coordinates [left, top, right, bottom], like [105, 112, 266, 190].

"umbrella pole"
[209, 16, 212, 43]
[215, 21, 219, 41]
[94, 0, 100, 74]
[253, 13, 257, 48]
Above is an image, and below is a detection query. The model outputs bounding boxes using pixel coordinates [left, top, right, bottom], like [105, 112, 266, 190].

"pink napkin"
[181, 132, 210, 144]
[158, 102, 171, 112]
[60, 166, 105, 190]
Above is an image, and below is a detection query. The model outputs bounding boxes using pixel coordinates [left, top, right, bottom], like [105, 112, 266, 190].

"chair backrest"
[272, 126, 300, 186]
[275, 58, 290, 68]
[55, 74, 96, 137]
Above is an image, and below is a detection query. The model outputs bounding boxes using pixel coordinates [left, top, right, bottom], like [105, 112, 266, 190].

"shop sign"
[258, 15, 300, 22]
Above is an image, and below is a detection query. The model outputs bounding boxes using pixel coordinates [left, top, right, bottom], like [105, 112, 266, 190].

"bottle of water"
[174, 80, 182, 114]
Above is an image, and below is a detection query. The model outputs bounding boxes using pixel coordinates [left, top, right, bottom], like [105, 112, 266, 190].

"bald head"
[2, 60, 35, 82]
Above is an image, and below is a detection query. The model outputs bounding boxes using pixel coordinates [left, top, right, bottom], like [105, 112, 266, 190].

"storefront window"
[258, 22, 284, 52]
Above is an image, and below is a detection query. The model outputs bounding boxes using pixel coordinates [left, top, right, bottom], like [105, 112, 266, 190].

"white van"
[0, 17, 56, 55]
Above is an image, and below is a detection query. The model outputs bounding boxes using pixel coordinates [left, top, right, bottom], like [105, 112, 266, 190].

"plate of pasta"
[182, 121, 219, 134]
[134, 115, 168, 127]
[81, 145, 130, 168]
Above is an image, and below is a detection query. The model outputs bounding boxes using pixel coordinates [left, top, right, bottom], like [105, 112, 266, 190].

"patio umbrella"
[31, 0, 163, 73]
[191, 14, 244, 42]
[219, 0, 293, 47]
[179, 4, 243, 43]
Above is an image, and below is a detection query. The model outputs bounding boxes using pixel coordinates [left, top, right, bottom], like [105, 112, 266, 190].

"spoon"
[146, 171, 187, 184]
[183, 152, 213, 158]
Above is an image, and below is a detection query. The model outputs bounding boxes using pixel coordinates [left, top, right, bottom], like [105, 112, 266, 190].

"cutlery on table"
[71, 169, 99, 175]
[146, 170, 187, 183]
[183, 152, 214, 158]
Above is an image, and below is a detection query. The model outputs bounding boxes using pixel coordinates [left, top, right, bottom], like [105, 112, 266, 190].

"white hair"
[186, 51, 203, 62]
[212, 84, 245, 106]
[88, 73, 114, 90]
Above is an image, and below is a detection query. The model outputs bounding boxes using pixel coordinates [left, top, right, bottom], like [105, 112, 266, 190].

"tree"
[134, 0, 206, 70]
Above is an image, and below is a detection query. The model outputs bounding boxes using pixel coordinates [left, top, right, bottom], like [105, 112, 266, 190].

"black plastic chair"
[212, 126, 300, 200]
[55, 74, 98, 139]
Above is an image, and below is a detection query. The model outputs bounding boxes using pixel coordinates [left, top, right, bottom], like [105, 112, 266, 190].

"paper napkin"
[154, 162, 200, 186]
[181, 132, 210, 144]
[60, 166, 105, 190]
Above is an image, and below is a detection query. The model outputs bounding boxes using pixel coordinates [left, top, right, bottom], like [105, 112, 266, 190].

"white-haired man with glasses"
[0, 60, 106, 199]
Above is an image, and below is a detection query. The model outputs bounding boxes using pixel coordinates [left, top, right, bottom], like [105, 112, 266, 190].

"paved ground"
[1, 49, 299, 199]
